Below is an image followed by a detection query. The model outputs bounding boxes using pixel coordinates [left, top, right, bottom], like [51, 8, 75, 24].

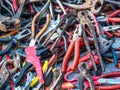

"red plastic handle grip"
[12, 0, 18, 12]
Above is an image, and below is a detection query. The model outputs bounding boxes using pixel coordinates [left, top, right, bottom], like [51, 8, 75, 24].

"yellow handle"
[30, 61, 48, 87]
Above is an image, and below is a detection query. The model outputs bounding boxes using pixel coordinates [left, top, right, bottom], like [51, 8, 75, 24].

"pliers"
[0, 29, 31, 56]
[61, 0, 104, 14]
[97, 10, 120, 23]
[78, 62, 95, 90]
[29, 0, 51, 46]
[62, 24, 82, 73]
[42, 11, 76, 51]
[92, 71, 120, 90]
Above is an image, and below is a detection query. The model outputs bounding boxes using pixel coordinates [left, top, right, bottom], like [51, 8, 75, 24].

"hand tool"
[0, 60, 18, 88]
[0, 0, 14, 16]
[110, 46, 117, 66]
[49, 1, 55, 20]
[97, 10, 120, 23]
[91, 71, 120, 90]
[56, 0, 67, 15]
[61, 0, 104, 14]
[4, 0, 15, 15]
[21, 72, 34, 90]
[30, 60, 49, 87]
[45, 81, 78, 90]
[78, 62, 95, 90]
[12, 72, 20, 82]
[30, 0, 50, 46]
[29, 4, 35, 15]
[62, 24, 82, 73]
[91, 12, 113, 54]
[38, 15, 60, 43]
[0, 30, 19, 38]
[42, 11, 76, 51]
[13, 52, 21, 68]
[67, 53, 99, 72]
[0, 0, 26, 30]
[80, 11, 105, 71]
[103, 25, 120, 32]
[24, 1, 50, 87]
[0, 29, 31, 56]
[78, 11, 98, 71]
[49, 68, 63, 90]
[64, 55, 99, 83]
[14, 45, 48, 86]
[105, 0, 120, 5]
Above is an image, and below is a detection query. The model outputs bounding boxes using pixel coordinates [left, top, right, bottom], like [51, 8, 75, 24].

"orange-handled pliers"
[31, 0, 51, 43]
[62, 25, 82, 73]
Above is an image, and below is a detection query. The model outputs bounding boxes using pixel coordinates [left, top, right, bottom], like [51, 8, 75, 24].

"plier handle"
[62, 24, 82, 73]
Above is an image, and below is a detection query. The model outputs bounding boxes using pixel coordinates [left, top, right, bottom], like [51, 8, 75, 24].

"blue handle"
[0, 39, 17, 56]
[110, 46, 117, 66]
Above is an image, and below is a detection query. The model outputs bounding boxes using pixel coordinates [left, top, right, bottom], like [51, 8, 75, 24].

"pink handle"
[12, 0, 18, 12]
[29, 4, 34, 15]
[25, 46, 44, 84]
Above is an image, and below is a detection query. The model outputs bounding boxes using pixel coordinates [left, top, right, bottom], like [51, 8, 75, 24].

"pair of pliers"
[67, 52, 100, 72]
[0, 29, 31, 56]
[84, 71, 120, 90]
[62, 24, 83, 73]
[30, 0, 51, 46]
[98, 10, 120, 23]
[61, 0, 104, 14]
[64, 53, 99, 83]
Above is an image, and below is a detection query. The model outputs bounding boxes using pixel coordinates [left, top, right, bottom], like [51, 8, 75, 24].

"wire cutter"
[62, 24, 82, 73]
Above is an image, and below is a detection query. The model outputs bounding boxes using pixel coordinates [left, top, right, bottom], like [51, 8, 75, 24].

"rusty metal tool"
[78, 11, 105, 71]
[0, 60, 18, 88]
[78, 11, 98, 71]
[61, 0, 104, 14]
[78, 62, 95, 90]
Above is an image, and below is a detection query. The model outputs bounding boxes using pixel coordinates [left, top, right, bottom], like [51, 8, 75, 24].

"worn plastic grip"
[0, 36, 11, 42]
[14, 62, 32, 86]
[62, 40, 74, 73]
[71, 38, 80, 71]
[110, 46, 117, 66]
[0, 39, 17, 56]
[107, 17, 120, 23]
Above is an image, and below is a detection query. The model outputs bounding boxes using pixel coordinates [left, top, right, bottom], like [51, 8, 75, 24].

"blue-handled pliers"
[110, 46, 117, 66]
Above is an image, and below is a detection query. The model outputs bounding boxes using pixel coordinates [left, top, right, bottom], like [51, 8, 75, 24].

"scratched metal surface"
[57, 37, 120, 90]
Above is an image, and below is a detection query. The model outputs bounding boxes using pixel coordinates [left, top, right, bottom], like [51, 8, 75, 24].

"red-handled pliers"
[84, 71, 120, 90]
[62, 25, 82, 73]
[67, 52, 99, 72]
[98, 10, 120, 23]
